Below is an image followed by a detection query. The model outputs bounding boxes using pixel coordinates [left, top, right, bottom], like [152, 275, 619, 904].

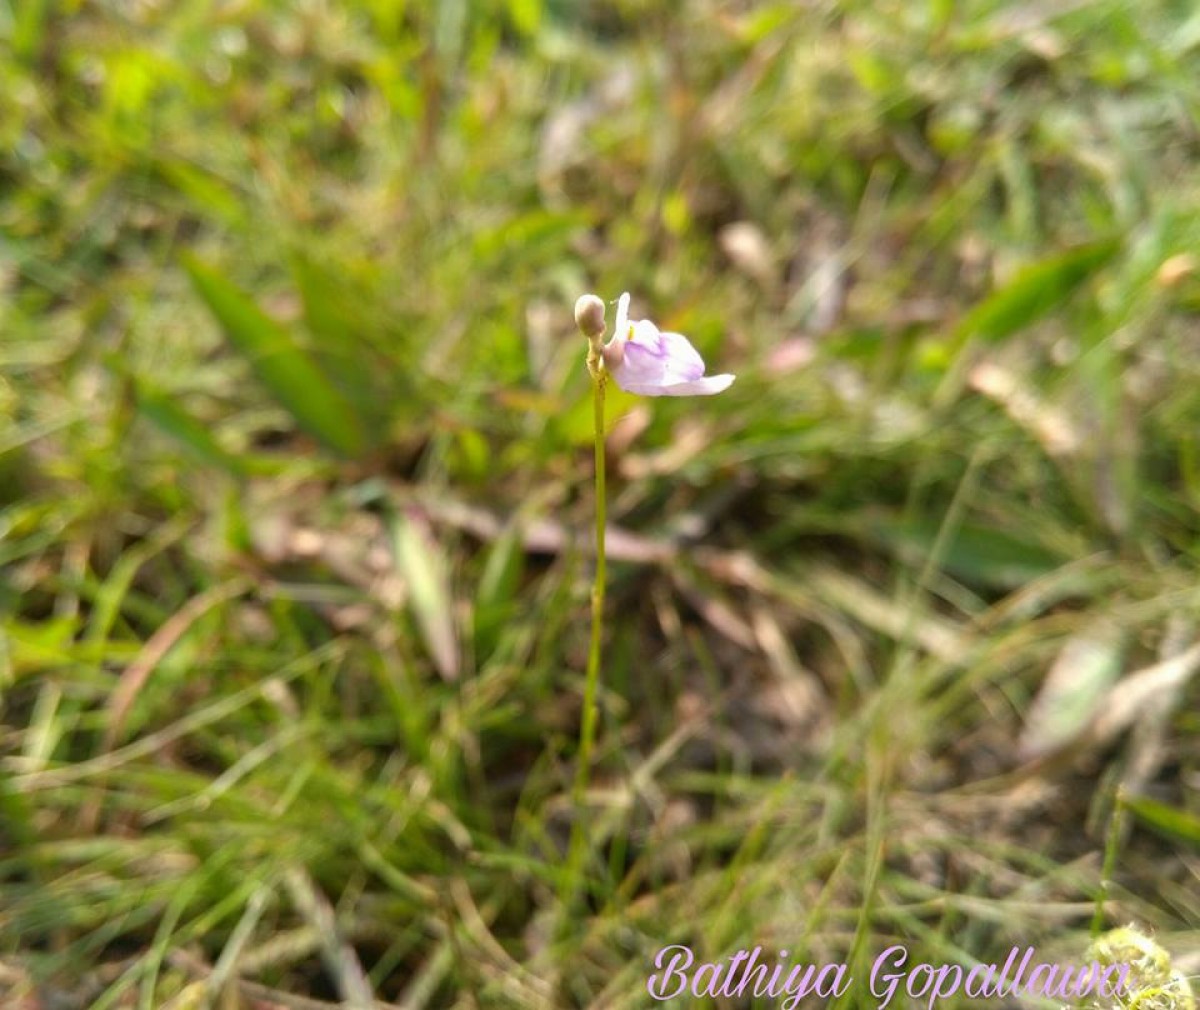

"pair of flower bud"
[574, 292, 735, 397]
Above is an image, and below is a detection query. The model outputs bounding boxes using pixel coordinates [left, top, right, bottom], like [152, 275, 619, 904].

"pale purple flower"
[601, 293, 735, 397]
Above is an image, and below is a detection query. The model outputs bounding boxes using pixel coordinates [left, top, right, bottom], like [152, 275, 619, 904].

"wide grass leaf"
[473, 521, 525, 660]
[1123, 794, 1200, 848]
[288, 251, 410, 432]
[867, 517, 1065, 590]
[955, 238, 1122, 343]
[183, 255, 367, 457]
[1019, 622, 1125, 760]
[136, 384, 247, 477]
[390, 509, 461, 682]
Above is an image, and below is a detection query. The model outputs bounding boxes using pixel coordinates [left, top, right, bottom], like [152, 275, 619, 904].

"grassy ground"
[3, 1, 1200, 1007]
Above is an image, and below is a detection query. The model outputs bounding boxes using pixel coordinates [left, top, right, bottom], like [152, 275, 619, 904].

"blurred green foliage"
[3, 1, 1200, 1007]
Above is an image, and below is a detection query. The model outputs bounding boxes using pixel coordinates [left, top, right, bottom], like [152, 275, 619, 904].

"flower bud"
[574, 294, 606, 339]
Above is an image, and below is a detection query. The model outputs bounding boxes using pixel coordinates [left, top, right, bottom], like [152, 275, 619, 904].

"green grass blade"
[182, 255, 367, 457]
[389, 509, 461, 682]
[473, 521, 524, 660]
[1123, 794, 1200, 848]
[136, 384, 247, 477]
[955, 238, 1122, 343]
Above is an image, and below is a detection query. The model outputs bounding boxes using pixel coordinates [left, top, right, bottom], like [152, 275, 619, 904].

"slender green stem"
[560, 356, 607, 928]
[1091, 786, 1126, 936]
[574, 368, 607, 809]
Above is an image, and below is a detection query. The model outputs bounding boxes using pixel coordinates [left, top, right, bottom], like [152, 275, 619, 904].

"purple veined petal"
[656, 331, 706, 380]
[620, 374, 736, 397]
[618, 340, 672, 386]
[620, 325, 706, 385]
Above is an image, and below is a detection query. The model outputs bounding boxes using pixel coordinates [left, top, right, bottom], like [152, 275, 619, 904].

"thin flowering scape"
[600, 292, 735, 397]
[561, 288, 733, 935]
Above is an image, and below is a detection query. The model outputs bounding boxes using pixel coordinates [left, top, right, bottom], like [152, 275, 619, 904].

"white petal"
[659, 374, 736, 396]
[614, 292, 630, 343]
[620, 374, 736, 397]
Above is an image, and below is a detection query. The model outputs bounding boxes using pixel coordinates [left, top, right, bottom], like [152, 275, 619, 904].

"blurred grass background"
[3, 0, 1200, 1007]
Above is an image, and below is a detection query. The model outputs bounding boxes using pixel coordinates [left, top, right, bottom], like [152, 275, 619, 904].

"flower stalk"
[575, 339, 607, 819]
[561, 297, 609, 923]
[558, 291, 733, 930]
